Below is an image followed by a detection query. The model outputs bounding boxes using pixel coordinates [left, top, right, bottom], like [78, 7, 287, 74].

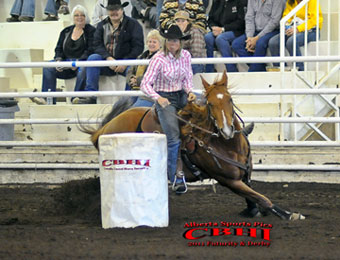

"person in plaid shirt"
[140, 24, 196, 194]
[174, 10, 206, 74]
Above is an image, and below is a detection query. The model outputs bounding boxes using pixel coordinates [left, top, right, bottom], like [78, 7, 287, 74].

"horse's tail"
[77, 117, 102, 150]
[101, 96, 135, 126]
[78, 97, 135, 149]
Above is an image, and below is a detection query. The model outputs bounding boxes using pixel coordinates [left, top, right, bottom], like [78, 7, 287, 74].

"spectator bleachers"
[0, 0, 339, 143]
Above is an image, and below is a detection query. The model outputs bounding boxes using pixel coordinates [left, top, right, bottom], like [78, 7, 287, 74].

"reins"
[172, 108, 218, 136]
[190, 135, 248, 171]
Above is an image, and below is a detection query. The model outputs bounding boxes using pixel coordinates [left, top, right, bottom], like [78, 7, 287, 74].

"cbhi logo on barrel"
[183, 221, 273, 247]
[102, 159, 151, 171]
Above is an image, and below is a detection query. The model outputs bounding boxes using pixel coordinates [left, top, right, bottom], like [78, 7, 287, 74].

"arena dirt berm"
[0, 178, 339, 259]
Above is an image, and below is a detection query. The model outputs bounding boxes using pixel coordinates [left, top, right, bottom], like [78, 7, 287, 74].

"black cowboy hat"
[160, 24, 191, 40]
[101, 0, 129, 11]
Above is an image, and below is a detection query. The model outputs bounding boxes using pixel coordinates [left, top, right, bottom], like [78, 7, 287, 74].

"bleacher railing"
[0, 56, 339, 146]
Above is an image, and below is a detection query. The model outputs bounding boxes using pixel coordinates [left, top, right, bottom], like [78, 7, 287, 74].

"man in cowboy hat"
[74, 0, 144, 104]
[92, 0, 132, 27]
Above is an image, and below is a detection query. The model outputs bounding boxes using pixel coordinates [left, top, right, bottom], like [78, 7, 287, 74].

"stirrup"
[172, 171, 187, 194]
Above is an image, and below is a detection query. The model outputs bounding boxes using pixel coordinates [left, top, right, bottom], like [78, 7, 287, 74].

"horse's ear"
[221, 70, 228, 87]
[200, 75, 211, 91]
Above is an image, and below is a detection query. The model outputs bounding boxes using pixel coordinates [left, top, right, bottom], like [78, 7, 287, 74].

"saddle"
[139, 106, 197, 154]
[139, 106, 163, 133]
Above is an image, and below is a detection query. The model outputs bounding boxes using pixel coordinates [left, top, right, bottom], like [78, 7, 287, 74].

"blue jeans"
[84, 54, 126, 91]
[205, 31, 237, 72]
[232, 30, 279, 72]
[268, 28, 318, 71]
[156, 91, 187, 182]
[192, 64, 204, 74]
[44, 0, 69, 16]
[42, 60, 86, 103]
[10, 0, 35, 17]
[132, 97, 154, 107]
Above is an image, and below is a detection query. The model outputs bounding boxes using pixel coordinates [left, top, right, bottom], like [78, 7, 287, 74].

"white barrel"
[99, 133, 169, 228]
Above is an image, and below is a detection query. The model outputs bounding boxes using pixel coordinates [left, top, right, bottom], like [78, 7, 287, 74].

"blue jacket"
[94, 15, 144, 60]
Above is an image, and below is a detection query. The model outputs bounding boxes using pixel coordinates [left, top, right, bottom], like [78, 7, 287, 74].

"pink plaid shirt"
[140, 49, 193, 100]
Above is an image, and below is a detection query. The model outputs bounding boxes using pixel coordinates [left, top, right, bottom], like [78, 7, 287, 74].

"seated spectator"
[31, 5, 95, 105]
[126, 29, 163, 107]
[232, 0, 286, 72]
[73, 0, 144, 104]
[175, 10, 206, 74]
[131, 0, 158, 29]
[268, 0, 323, 71]
[205, 0, 247, 72]
[92, 0, 131, 27]
[156, 0, 209, 26]
[7, 0, 70, 22]
[159, 0, 207, 32]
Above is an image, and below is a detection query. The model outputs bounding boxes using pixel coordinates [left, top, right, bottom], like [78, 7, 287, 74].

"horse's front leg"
[225, 179, 273, 209]
[223, 179, 305, 220]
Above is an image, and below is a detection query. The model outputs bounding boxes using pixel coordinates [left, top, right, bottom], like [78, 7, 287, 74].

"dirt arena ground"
[0, 178, 339, 259]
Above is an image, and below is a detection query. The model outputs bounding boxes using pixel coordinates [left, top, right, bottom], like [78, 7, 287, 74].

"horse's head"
[201, 71, 235, 140]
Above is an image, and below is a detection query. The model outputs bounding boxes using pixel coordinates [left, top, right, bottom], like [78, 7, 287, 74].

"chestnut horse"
[80, 72, 304, 220]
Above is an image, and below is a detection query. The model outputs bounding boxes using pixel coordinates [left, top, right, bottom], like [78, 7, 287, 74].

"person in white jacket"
[92, 0, 132, 27]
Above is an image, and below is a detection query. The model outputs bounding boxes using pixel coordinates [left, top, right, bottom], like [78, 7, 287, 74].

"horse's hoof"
[289, 213, 306, 220]
[239, 207, 262, 218]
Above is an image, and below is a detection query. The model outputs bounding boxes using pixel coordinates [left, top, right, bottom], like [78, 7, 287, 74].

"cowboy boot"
[58, 0, 70, 15]
[172, 149, 187, 194]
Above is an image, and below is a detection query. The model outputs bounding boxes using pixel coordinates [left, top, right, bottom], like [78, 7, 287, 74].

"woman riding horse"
[140, 24, 196, 194]
[79, 71, 305, 221]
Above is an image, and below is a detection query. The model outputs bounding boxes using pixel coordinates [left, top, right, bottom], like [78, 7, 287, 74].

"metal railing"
[0, 56, 339, 146]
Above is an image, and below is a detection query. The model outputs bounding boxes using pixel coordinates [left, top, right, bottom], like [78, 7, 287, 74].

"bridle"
[175, 100, 250, 173]
[171, 87, 250, 173]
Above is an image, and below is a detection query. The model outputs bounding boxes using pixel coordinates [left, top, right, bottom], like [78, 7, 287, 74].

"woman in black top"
[32, 5, 95, 105]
